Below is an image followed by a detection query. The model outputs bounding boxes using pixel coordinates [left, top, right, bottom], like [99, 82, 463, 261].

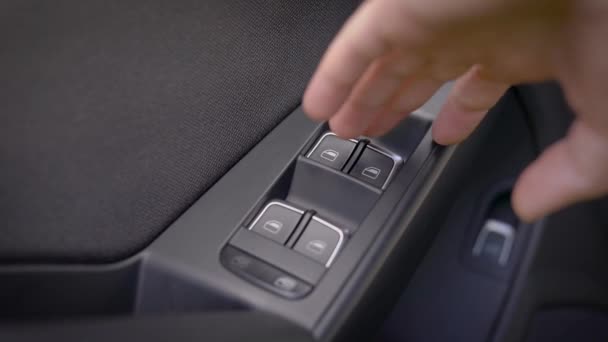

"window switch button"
[349, 147, 396, 188]
[294, 217, 344, 267]
[250, 202, 302, 245]
[472, 219, 515, 266]
[307, 134, 356, 170]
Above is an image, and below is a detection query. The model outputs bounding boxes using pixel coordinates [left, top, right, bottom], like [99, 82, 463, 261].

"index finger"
[303, 1, 391, 121]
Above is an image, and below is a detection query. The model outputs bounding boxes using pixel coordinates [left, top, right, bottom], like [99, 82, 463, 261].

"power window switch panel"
[350, 146, 396, 188]
[250, 202, 302, 245]
[294, 217, 344, 267]
[307, 133, 356, 170]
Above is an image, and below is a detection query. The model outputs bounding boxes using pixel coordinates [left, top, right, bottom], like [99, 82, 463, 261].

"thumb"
[513, 120, 608, 222]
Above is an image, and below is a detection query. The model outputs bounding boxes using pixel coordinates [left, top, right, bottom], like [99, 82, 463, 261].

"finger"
[364, 76, 443, 136]
[513, 120, 608, 222]
[303, 0, 390, 122]
[327, 55, 423, 138]
[432, 65, 509, 145]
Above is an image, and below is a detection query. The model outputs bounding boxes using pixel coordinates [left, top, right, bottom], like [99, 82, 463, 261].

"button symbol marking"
[320, 149, 339, 162]
[274, 276, 298, 291]
[263, 220, 283, 234]
[362, 166, 381, 180]
[306, 240, 327, 255]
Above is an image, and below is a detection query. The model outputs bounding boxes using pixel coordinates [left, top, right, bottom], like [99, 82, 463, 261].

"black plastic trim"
[230, 229, 325, 285]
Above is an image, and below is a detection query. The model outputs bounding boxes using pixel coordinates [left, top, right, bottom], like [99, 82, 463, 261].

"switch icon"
[307, 134, 355, 170]
[263, 220, 283, 234]
[294, 217, 343, 266]
[320, 149, 339, 162]
[350, 147, 395, 188]
[362, 167, 381, 180]
[306, 240, 327, 254]
[250, 202, 303, 245]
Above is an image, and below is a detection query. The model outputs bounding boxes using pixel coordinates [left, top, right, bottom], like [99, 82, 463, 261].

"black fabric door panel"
[0, 0, 359, 262]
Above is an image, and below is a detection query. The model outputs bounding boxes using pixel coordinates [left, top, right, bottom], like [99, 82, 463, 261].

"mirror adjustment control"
[307, 133, 356, 170]
[250, 202, 303, 245]
[349, 146, 397, 189]
[294, 217, 344, 267]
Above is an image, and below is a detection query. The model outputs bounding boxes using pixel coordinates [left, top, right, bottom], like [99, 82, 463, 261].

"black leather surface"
[0, 0, 358, 262]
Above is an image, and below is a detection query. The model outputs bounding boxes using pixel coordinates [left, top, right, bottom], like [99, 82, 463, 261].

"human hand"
[303, 0, 608, 222]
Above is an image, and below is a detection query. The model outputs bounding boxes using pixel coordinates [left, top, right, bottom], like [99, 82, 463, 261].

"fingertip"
[302, 102, 325, 123]
[303, 80, 339, 122]
[328, 117, 361, 139]
[365, 76, 444, 138]
[509, 131, 600, 224]
[363, 124, 388, 138]
[431, 119, 463, 146]
[511, 179, 539, 223]
[431, 66, 509, 147]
